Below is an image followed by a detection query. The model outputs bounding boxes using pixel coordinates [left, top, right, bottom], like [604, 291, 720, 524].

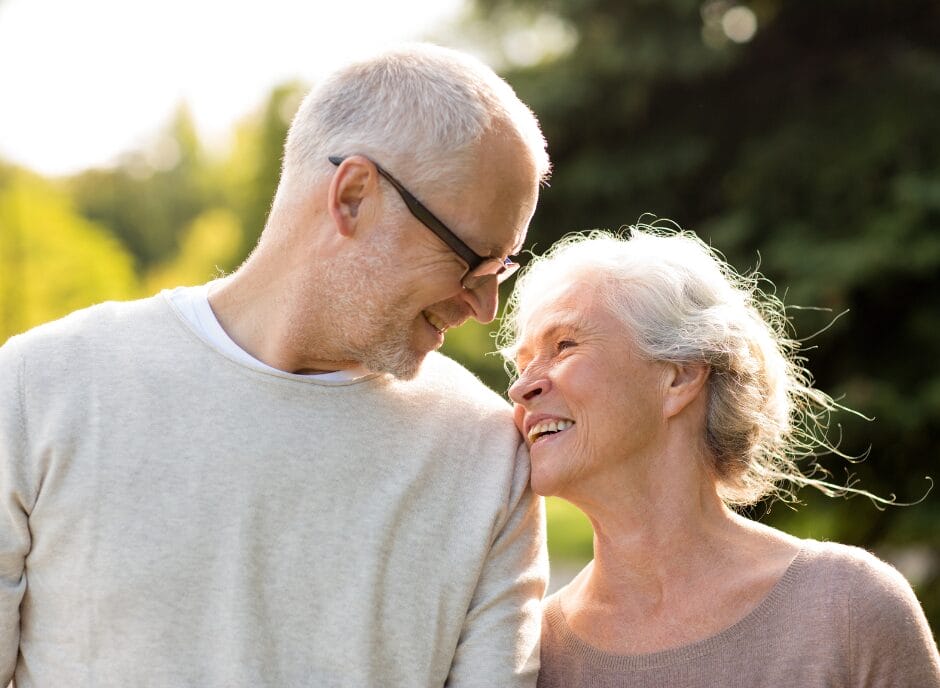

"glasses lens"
[462, 259, 520, 290]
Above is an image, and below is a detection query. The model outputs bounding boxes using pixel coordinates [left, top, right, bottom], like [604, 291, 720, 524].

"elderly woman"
[502, 227, 940, 687]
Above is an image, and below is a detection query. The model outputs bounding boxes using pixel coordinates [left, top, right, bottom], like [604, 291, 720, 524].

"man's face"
[342, 132, 541, 379]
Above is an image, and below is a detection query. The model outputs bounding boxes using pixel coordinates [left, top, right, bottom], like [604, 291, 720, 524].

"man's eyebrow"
[486, 242, 521, 258]
[488, 237, 524, 258]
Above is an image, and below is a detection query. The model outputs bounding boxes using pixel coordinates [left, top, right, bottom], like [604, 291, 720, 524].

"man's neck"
[207, 267, 360, 375]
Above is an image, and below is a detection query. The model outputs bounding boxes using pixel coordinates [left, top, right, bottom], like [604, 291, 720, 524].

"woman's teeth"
[528, 419, 575, 443]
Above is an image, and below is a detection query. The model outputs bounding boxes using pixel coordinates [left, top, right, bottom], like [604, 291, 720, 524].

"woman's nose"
[508, 372, 548, 405]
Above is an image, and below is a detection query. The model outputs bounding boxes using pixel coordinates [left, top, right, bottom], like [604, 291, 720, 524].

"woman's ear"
[327, 156, 378, 237]
[663, 362, 709, 419]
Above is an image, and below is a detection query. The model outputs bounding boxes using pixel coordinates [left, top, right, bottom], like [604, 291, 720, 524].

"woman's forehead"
[522, 274, 595, 312]
[514, 283, 605, 351]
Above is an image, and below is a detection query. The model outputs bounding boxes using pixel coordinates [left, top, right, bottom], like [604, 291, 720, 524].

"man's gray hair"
[278, 43, 549, 208]
[500, 225, 865, 507]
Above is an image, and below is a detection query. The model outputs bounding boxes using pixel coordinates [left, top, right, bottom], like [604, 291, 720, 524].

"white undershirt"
[165, 284, 369, 382]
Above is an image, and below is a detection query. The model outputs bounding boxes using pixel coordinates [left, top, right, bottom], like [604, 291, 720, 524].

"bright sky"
[0, 0, 466, 176]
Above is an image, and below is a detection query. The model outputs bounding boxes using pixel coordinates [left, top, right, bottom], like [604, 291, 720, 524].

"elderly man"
[0, 45, 550, 686]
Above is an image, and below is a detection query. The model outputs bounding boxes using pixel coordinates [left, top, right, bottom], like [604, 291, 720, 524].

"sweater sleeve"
[848, 550, 940, 687]
[0, 336, 32, 685]
[445, 442, 549, 688]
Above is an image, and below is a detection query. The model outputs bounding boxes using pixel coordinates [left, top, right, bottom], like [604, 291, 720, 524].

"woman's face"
[508, 279, 670, 498]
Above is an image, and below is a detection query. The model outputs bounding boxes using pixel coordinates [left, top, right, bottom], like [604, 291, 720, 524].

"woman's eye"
[557, 339, 577, 352]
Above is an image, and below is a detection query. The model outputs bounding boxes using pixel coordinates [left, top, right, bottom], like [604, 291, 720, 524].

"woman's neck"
[556, 448, 801, 653]
[578, 478, 741, 606]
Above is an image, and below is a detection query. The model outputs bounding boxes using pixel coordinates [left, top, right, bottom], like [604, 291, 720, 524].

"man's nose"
[461, 277, 500, 324]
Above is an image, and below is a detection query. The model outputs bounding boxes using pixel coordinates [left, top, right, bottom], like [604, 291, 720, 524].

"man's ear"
[663, 362, 709, 419]
[327, 156, 378, 237]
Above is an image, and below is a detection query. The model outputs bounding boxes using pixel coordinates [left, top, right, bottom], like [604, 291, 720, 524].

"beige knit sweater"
[538, 539, 940, 687]
[0, 294, 547, 687]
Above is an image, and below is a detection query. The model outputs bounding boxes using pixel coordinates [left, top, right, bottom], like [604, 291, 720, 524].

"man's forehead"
[459, 132, 539, 257]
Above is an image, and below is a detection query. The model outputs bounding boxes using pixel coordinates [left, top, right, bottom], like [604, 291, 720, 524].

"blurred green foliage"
[0, 0, 937, 632]
[0, 84, 300, 337]
[0, 167, 139, 334]
[545, 497, 594, 563]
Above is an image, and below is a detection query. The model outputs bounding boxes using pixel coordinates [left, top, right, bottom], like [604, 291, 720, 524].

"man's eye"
[557, 340, 576, 352]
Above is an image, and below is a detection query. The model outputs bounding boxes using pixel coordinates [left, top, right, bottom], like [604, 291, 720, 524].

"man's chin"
[362, 347, 427, 381]
[387, 357, 424, 381]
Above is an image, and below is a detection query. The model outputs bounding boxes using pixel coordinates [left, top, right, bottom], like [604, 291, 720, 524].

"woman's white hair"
[500, 223, 866, 507]
[277, 43, 549, 209]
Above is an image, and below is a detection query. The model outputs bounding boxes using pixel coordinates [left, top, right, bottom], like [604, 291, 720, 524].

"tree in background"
[144, 208, 243, 294]
[457, 0, 940, 625]
[64, 87, 301, 277]
[218, 83, 304, 259]
[67, 106, 216, 271]
[0, 166, 139, 340]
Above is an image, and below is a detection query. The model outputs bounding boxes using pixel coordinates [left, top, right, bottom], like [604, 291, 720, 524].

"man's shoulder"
[3, 294, 174, 360]
[415, 351, 511, 412]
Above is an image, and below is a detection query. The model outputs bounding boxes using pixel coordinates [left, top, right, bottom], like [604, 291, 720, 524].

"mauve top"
[538, 540, 940, 688]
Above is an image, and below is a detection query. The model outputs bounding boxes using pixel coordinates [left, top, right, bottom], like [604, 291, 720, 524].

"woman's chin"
[530, 466, 564, 497]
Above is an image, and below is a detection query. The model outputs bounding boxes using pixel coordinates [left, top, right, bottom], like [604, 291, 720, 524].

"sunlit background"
[1, 0, 938, 632]
[0, 0, 468, 175]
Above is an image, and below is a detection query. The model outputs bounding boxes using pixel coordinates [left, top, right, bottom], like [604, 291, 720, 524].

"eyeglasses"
[329, 155, 519, 290]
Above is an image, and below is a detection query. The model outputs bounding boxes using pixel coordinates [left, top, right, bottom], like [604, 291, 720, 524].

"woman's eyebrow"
[514, 310, 587, 360]
[541, 315, 585, 339]
[517, 318, 583, 356]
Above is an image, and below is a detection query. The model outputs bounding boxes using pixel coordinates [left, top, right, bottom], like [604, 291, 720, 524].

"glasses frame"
[329, 155, 519, 288]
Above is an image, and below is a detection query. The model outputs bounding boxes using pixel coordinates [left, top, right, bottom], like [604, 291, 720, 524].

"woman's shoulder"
[796, 539, 931, 637]
[798, 539, 914, 594]
[540, 579, 589, 655]
[538, 585, 589, 680]
[796, 539, 940, 681]
[540, 587, 571, 637]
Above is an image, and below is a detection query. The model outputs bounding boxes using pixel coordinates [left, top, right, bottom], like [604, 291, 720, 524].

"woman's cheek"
[513, 403, 527, 438]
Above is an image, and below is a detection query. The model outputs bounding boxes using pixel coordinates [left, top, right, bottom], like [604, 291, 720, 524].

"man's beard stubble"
[312, 231, 425, 380]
